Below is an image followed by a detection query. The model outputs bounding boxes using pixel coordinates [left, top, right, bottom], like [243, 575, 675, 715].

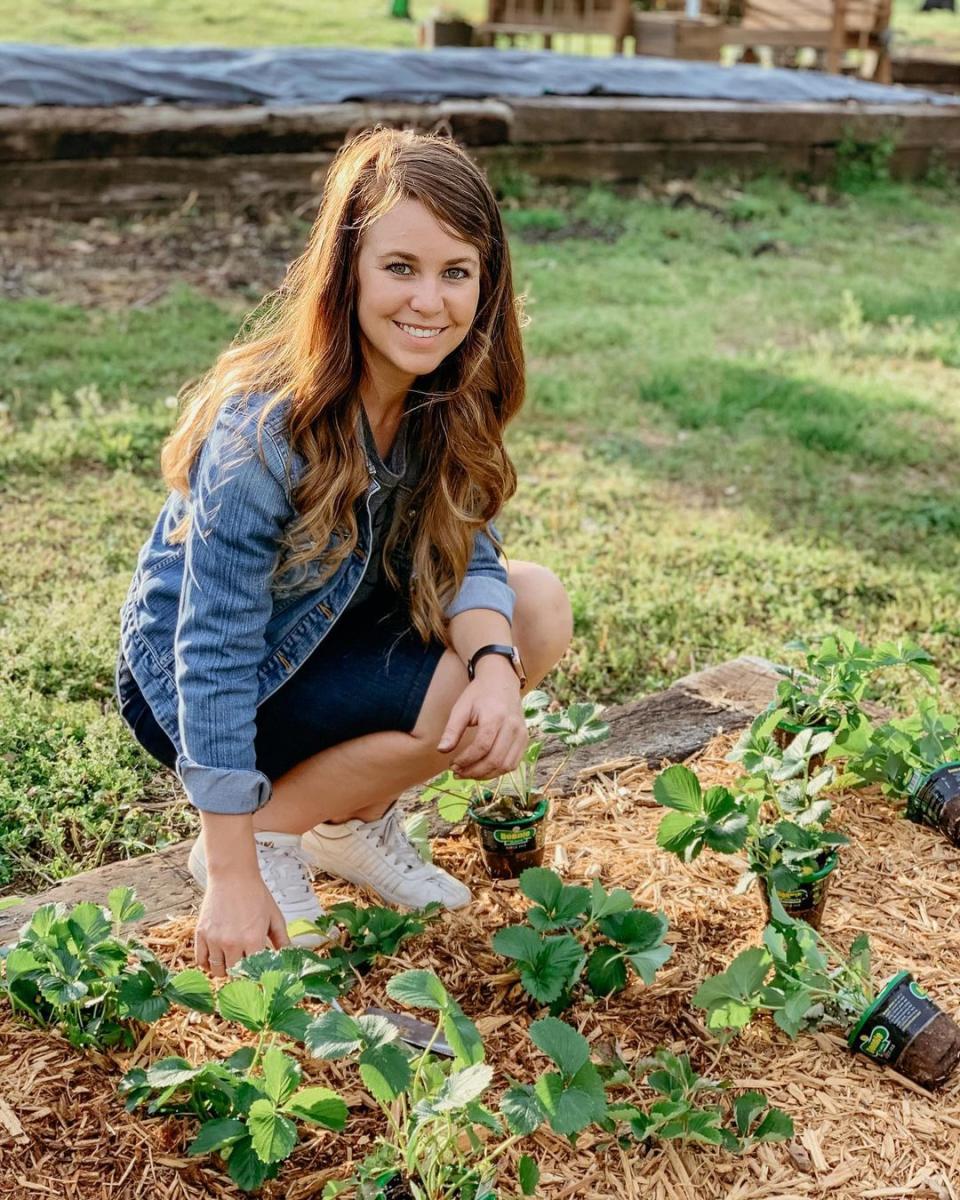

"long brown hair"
[160, 127, 525, 643]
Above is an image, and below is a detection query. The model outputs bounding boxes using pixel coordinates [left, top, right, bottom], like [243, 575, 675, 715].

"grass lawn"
[2, 173, 960, 895]
[0, 0, 956, 58]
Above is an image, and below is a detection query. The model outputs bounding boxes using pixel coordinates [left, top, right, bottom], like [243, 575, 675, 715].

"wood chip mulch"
[3, 733, 960, 1199]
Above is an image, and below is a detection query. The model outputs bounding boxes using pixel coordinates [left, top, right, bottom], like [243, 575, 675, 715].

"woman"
[116, 128, 573, 978]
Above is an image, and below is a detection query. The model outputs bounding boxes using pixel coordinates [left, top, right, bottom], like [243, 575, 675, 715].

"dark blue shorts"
[115, 588, 447, 782]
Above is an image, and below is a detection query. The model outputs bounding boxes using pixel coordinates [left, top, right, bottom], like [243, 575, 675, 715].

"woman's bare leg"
[251, 561, 573, 835]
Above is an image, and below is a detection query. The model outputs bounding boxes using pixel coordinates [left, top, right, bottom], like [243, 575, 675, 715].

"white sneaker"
[188, 830, 329, 949]
[301, 806, 471, 911]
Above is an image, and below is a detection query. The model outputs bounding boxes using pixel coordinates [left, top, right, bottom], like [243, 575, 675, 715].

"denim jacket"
[118, 392, 515, 816]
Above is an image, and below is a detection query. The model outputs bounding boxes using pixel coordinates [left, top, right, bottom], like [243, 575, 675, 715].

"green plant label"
[853, 976, 940, 1067]
[774, 873, 829, 915]
[493, 827, 537, 849]
[906, 765, 960, 832]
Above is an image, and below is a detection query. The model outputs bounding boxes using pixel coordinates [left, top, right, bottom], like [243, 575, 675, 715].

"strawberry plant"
[422, 692, 611, 823]
[122, 964, 347, 1191]
[654, 716, 847, 925]
[491, 868, 672, 1011]
[771, 629, 937, 755]
[0, 886, 212, 1049]
[306, 968, 553, 1199]
[282, 901, 441, 999]
[605, 1048, 793, 1152]
[846, 696, 958, 800]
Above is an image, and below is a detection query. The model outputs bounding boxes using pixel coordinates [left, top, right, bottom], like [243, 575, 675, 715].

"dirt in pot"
[850, 972, 960, 1089]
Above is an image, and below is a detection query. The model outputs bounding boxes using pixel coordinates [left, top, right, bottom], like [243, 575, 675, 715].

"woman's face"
[356, 197, 482, 398]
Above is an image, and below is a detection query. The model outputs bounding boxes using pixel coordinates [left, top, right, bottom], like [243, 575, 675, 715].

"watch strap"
[467, 643, 525, 686]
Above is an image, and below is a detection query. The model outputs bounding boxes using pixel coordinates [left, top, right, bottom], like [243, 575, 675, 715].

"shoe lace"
[364, 808, 428, 876]
[257, 842, 315, 903]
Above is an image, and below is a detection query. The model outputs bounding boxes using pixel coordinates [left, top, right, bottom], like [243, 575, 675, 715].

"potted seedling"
[770, 630, 937, 767]
[654, 714, 847, 928]
[694, 920, 960, 1090]
[421, 691, 611, 879]
[847, 697, 960, 846]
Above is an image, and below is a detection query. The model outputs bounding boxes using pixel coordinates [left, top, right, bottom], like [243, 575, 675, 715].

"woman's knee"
[508, 560, 574, 680]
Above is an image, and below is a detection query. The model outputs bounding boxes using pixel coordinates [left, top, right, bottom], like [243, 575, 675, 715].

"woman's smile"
[393, 319, 450, 342]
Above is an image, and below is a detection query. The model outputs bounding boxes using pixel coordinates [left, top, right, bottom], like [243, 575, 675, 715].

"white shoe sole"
[301, 830, 471, 911]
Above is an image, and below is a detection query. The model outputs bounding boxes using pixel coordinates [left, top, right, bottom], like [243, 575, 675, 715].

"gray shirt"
[346, 405, 421, 610]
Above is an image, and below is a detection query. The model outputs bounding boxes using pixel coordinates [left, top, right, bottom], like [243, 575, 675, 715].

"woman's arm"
[174, 400, 290, 816]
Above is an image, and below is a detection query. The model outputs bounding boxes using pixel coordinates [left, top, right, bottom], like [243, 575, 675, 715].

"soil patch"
[3, 734, 960, 1198]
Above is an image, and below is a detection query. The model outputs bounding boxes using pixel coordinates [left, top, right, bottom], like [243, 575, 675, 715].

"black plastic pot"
[906, 762, 960, 846]
[468, 794, 549, 880]
[849, 971, 960, 1089]
[761, 852, 838, 930]
[773, 718, 837, 774]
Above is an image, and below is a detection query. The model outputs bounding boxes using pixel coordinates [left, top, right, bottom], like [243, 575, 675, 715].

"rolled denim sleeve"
[444, 521, 515, 624]
[173, 403, 289, 815]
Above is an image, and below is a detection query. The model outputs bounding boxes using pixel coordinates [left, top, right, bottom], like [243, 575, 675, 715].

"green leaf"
[144, 1057, 202, 1088]
[357, 1013, 402, 1050]
[653, 765, 702, 812]
[588, 880, 634, 920]
[38, 974, 87, 1007]
[167, 968, 215, 1014]
[261, 1046, 302, 1106]
[65, 903, 112, 949]
[533, 1063, 606, 1137]
[284, 1086, 349, 1130]
[117, 970, 169, 1024]
[443, 997, 485, 1068]
[431, 1062, 494, 1111]
[518, 1154, 539, 1196]
[492, 924, 544, 963]
[359, 1043, 413, 1103]
[500, 1083, 545, 1135]
[217, 979, 268, 1031]
[752, 1106, 794, 1143]
[599, 909, 668, 953]
[693, 947, 772, 1034]
[529, 1017, 590, 1078]
[305, 1009, 364, 1059]
[627, 943, 675, 987]
[385, 969, 448, 1011]
[519, 868, 563, 909]
[247, 1098, 298, 1164]
[494, 929, 584, 1006]
[733, 1091, 768, 1136]
[226, 1135, 273, 1191]
[188, 1117, 248, 1156]
[107, 887, 145, 927]
[585, 945, 628, 996]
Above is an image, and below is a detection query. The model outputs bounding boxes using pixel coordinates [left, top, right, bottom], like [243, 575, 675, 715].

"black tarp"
[1, 42, 957, 108]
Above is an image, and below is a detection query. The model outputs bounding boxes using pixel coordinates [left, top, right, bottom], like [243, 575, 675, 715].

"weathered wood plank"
[507, 96, 960, 148]
[0, 656, 810, 943]
[477, 140, 815, 181]
[0, 842, 195, 943]
[0, 100, 513, 162]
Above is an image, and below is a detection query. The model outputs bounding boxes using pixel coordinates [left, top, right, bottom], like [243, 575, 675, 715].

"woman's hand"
[194, 875, 290, 977]
[437, 659, 527, 780]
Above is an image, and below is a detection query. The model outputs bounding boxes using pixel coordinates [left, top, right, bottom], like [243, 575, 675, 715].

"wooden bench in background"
[633, 0, 893, 82]
[476, 0, 635, 52]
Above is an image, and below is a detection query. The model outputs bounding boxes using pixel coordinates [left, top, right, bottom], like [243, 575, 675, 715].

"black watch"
[467, 643, 526, 688]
